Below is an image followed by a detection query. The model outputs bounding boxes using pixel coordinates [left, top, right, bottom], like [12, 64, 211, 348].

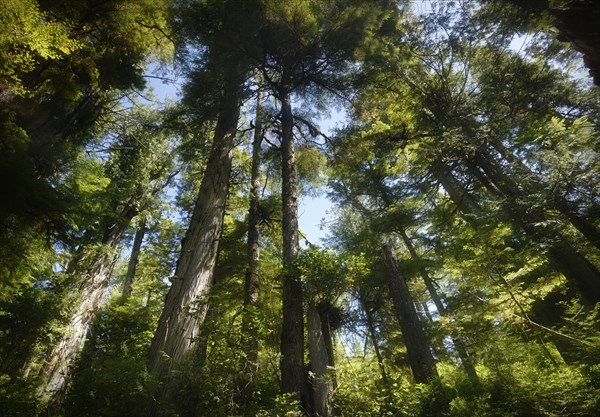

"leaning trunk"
[122, 223, 146, 299]
[147, 72, 242, 388]
[279, 88, 306, 406]
[397, 228, 481, 389]
[472, 149, 600, 303]
[382, 244, 439, 384]
[382, 244, 446, 415]
[37, 224, 125, 403]
[431, 159, 480, 217]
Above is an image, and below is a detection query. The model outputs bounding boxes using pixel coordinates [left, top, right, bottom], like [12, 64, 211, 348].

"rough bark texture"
[308, 302, 334, 417]
[122, 223, 146, 299]
[382, 244, 439, 385]
[279, 88, 306, 407]
[147, 74, 242, 393]
[431, 159, 480, 216]
[552, 1, 600, 84]
[37, 224, 125, 403]
[235, 86, 263, 406]
[397, 228, 481, 389]
[382, 244, 446, 416]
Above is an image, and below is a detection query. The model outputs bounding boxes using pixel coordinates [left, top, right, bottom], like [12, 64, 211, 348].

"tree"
[3, 2, 600, 416]
[382, 243, 446, 414]
[0, 0, 172, 239]
[122, 222, 148, 299]
[254, 2, 396, 408]
[298, 247, 348, 416]
[146, 68, 244, 403]
[35, 105, 175, 405]
[145, 1, 262, 411]
[235, 78, 265, 407]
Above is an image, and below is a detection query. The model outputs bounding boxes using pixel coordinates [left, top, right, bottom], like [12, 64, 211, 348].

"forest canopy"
[1, 1, 599, 416]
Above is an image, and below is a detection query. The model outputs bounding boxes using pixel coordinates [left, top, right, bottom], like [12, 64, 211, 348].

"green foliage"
[334, 355, 431, 417]
[1, 1, 600, 417]
[255, 393, 302, 417]
[0, 0, 174, 270]
[0, 374, 41, 417]
[297, 246, 348, 300]
[295, 144, 328, 197]
[0, 0, 80, 96]
[63, 299, 160, 417]
[484, 354, 597, 416]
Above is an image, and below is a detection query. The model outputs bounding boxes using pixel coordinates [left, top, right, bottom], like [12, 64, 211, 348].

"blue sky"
[145, 71, 340, 246]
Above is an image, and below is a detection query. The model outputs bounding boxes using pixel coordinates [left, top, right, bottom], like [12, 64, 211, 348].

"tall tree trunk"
[235, 84, 264, 407]
[433, 159, 587, 361]
[122, 222, 146, 299]
[420, 301, 435, 322]
[397, 228, 481, 389]
[36, 223, 126, 404]
[552, 196, 600, 251]
[308, 301, 334, 417]
[472, 149, 600, 303]
[489, 140, 600, 251]
[381, 244, 446, 415]
[146, 72, 243, 399]
[279, 87, 306, 409]
[359, 296, 390, 388]
[431, 159, 480, 216]
[382, 243, 439, 383]
[318, 304, 337, 394]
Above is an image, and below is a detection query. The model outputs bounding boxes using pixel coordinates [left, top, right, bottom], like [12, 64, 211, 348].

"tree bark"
[431, 159, 480, 216]
[318, 304, 337, 395]
[36, 223, 125, 404]
[278, 87, 306, 410]
[472, 149, 600, 303]
[359, 297, 390, 388]
[420, 301, 435, 322]
[382, 244, 440, 384]
[308, 302, 334, 417]
[235, 84, 264, 407]
[397, 228, 481, 389]
[382, 244, 446, 416]
[122, 223, 146, 299]
[552, 196, 600, 251]
[146, 71, 243, 397]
